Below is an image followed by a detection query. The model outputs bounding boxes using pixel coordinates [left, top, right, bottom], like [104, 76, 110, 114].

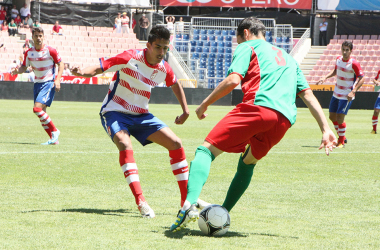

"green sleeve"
[227, 43, 252, 78]
[296, 64, 310, 94]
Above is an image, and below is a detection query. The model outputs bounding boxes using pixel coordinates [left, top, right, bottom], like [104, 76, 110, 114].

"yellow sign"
[309, 84, 335, 91]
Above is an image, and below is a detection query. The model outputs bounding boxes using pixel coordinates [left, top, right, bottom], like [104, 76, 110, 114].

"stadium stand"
[0, 23, 142, 73]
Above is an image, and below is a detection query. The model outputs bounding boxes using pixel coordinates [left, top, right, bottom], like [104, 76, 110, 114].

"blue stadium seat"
[284, 37, 290, 43]
[216, 65, 224, 71]
[214, 30, 222, 36]
[211, 47, 218, 53]
[208, 79, 215, 89]
[203, 47, 210, 53]
[225, 62, 231, 68]
[217, 41, 225, 47]
[225, 41, 232, 48]
[196, 47, 203, 53]
[211, 41, 218, 47]
[191, 53, 199, 59]
[221, 30, 228, 36]
[175, 46, 181, 52]
[217, 53, 224, 59]
[196, 41, 204, 46]
[216, 70, 224, 78]
[193, 34, 200, 40]
[176, 41, 183, 46]
[190, 40, 196, 47]
[225, 36, 232, 42]
[225, 54, 232, 60]
[200, 29, 207, 35]
[183, 34, 190, 41]
[190, 46, 195, 52]
[207, 64, 215, 71]
[226, 48, 232, 54]
[182, 46, 188, 52]
[225, 57, 232, 63]
[207, 29, 215, 35]
[218, 48, 225, 53]
[193, 29, 200, 35]
[209, 52, 216, 58]
[217, 36, 224, 42]
[201, 53, 208, 58]
[229, 30, 236, 36]
[176, 34, 182, 40]
[266, 36, 273, 44]
[199, 62, 207, 68]
[201, 35, 208, 41]
[209, 35, 216, 41]
[204, 41, 211, 47]
[208, 70, 215, 77]
[216, 61, 223, 67]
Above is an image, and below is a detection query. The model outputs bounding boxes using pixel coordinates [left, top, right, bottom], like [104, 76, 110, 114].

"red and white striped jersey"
[22, 45, 61, 83]
[375, 70, 380, 97]
[99, 49, 177, 115]
[334, 56, 363, 100]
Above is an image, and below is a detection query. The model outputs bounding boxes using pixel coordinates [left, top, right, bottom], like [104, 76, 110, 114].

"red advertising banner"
[160, 0, 312, 9]
[60, 76, 98, 84]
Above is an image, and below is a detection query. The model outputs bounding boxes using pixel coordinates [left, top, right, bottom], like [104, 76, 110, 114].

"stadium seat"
[348, 35, 355, 40]
[225, 41, 232, 47]
[217, 53, 224, 59]
[176, 34, 182, 40]
[368, 50, 375, 56]
[211, 47, 218, 53]
[193, 29, 200, 35]
[217, 36, 224, 42]
[175, 46, 182, 52]
[207, 62, 215, 70]
[200, 30, 207, 35]
[208, 70, 215, 77]
[203, 47, 210, 53]
[191, 53, 199, 59]
[226, 48, 232, 54]
[196, 41, 204, 46]
[209, 35, 216, 41]
[361, 51, 369, 56]
[209, 53, 216, 59]
[320, 55, 327, 60]
[225, 57, 232, 63]
[316, 61, 323, 66]
[201, 53, 208, 58]
[218, 47, 225, 53]
[221, 30, 228, 36]
[199, 61, 207, 68]
[229, 30, 236, 36]
[214, 30, 222, 36]
[207, 30, 215, 35]
[309, 71, 316, 76]
[217, 41, 225, 47]
[216, 70, 224, 78]
[190, 46, 195, 52]
[217, 58, 224, 63]
[193, 35, 200, 40]
[183, 34, 190, 41]
[355, 35, 363, 40]
[196, 47, 203, 53]
[204, 41, 211, 47]
[190, 41, 196, 47]
[211, 41, 218, 47]
[329, 39, 338, 45]
[364, 56, 371, 61]
[333, 35, 340, 39]
[201, 35, 208, 41]
[363, 35, 370, 40]
[225, 36, 232, 42]
[341, 35, 348, 39]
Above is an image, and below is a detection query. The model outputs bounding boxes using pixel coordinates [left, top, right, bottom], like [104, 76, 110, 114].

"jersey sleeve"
[100, 50, 136, 73]
[22, 50, 29, 67]
[351, 59, 364, 77]
[164, 61, 177, 87]
[227, 43, 252, 79]
[376, 70, 380, 80]
[296, 64, 310, 95]
[47, 46, 62, 64]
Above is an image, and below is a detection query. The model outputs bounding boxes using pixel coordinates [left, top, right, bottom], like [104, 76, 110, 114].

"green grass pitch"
[0, 99, 379, 249]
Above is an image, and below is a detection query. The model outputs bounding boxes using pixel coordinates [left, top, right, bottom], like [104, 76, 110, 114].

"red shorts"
[206, 103, 291, 160]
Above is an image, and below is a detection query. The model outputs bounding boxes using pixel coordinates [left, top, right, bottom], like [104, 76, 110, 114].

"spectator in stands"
[177, 17, 184, 34]
[27, 14, 33, 30]
[10, 5, 18, 20]
[371, 71, 380, 134]
[0, 6, 7, 25]
[21, 16, 30, 29]
[8, 19, 17, 36]
[22, 38, 32, 54]
[33, 19, 41, 28]
[165, 16, 175, 34]
[132, 14, 136, 33]
[20, 4, 30, 21]
[62, 63, 71, 76]
[139, 14, 150, 41]
[52, 21, 63, 35]
[114, 13, 121, 33]
[319, 18, 328, 46]
[121, 12, 129, 34]
[14, 14, 21, 27]
[1, 20, 8, 33]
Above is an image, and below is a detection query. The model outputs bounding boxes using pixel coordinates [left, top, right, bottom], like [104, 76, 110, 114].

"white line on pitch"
[0, 151, 378, 154]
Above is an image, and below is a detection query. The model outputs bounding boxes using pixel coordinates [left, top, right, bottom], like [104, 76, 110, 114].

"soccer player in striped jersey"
[71, 26, 190, 218]
[11, 27, 63, 145]
[317, 41, 365, 148]
[371, 69, 380, 134]
[170, 17, 337, 232]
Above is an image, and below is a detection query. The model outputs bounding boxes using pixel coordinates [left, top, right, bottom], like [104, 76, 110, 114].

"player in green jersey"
[170, 17, 337, 232]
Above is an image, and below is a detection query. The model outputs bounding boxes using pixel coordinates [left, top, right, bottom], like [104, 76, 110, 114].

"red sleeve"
[100, 49, 136, 72]
[22, 49, 30, 67]
[334, 56, 340, 70]
[351, 59, 364, 77]
[376, 70, 380, 80]
[47, 46, 61, 64]
[163, 61, 177, 87]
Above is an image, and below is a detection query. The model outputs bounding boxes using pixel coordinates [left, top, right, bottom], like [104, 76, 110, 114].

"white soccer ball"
[198, 204, 230, 236]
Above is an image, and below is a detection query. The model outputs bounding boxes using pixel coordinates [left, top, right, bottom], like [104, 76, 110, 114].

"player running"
[11, 27, 63, 145]
[371, 69, 380, 134]
[317, 41, 364, 148]
[71, 26, 191, 218]
[170, 17, 337, 232]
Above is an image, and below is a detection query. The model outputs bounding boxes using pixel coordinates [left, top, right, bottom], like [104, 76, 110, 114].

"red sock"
[338, 122, 346, 144]
[372, 115, 378, 131]
[333, 121, 339, 134]
[169, 147, 189, 207]
[119, 150, 145, 205]
[33, 107, 57, 134]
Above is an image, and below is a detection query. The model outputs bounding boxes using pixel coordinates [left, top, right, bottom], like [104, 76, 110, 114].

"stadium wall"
[0, 82, 378, 109]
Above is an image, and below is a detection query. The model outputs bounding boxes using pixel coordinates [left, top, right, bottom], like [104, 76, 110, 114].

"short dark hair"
[32, 27, 44, 35]
[237, 17, 266, 38]
[341, 40, 353, 51]
[148, 25, 170, 44]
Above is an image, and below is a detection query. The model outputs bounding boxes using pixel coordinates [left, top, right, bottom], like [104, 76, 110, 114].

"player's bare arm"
[170, 82, 190, 125]
[54, 61, 64, 92]
[11, 65, 27, 75]
[347, 76, 365, 102]
[71, 64, 103, 78]
[195, 73, 241, 120]
[316, 68, 337, 85]
[373, 78, 380, 86]
[299, 89, 337, 155]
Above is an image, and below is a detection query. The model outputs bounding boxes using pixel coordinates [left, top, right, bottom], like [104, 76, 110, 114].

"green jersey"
[227, 39, 309, 125]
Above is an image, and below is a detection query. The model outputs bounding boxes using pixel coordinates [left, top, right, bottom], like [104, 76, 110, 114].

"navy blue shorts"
[374, 98, 380, 110]
[33, 81, 55, 107]
[100, 111, 168, 146]
[329, 96, 352, 115]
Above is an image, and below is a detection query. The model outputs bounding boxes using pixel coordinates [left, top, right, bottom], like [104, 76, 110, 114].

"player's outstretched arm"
[196, 73, 240, 120]
[299, 89, 337, 155]
[11, 65, 27, 75]
[373, 78, 380, 86]
[316, 68, 336, 85]
[71, 65, 103, 78]
[171, 82, 190, 124]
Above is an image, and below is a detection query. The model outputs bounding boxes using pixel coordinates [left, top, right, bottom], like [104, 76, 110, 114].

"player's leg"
[336, 99, 352, 147]
[371, 99, 380, 134]
[147, 127, 189, 207]
[328, 96, 339, 134]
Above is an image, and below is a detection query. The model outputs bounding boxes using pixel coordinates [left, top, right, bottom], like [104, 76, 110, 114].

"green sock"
[185, 146, 215, 205]
[222, 155, 255, 212]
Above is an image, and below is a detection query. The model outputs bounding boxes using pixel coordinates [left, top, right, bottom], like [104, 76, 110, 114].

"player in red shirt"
[14, 15, 22, 26]
[71, 26, 192, 218]
[371, 69, 380, 134]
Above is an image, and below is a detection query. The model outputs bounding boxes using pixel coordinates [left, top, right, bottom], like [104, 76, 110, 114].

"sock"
[169, 147, 189, 207]
[183, 146, 215, 209]
[372, 115, 378, 132]
[222, 155, 255, 212]
[33, 107, 57, 138]
[338, 122, 346, 144]
[119, 150, 145, 205]
[333, 121, 339, 134]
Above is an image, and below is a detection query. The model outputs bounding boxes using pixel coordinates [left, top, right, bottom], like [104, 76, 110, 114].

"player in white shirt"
[317, 41, 364, 148]
[71, 26, 190, 218]
[11, 27, 64, 145]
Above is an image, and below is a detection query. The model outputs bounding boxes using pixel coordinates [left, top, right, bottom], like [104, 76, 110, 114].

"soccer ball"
[198, 204, 230, 236]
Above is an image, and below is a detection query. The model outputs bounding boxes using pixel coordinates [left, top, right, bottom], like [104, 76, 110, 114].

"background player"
[371, 69, 380, 134]
[317, 41, 364, 148]
[11, 27, 63, 145]
[170, 17, 337, 232]
[71, 26, 190, 218]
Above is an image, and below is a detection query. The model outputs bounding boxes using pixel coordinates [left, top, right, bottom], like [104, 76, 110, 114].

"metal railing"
[191, 17, 276, 29]
[170, 45, 197, 86]
[289, 28, 310, 57]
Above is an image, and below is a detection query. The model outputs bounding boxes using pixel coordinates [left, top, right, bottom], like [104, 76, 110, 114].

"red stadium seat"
[86, 26, 94, 31]
[357, 55, 365, 61]
[320, 55, 326, 60]
[104, 37, 112, 43]
[321, 65, 327, 71]
[316, 71, 324, 77]
[329, 64, 335, 70]
[316, 60, 323, 66]
[323, 50, 330, 55]
[333, 35, 340, 39]
[367, 61, 375, 67]
[352, 50, 360, 56]
[370, 35, 378, 40]
[313, 65, 320, 71]
[333, 44, 341, 50]
[98, 37, 105, 43]
[337, 39, 345, 44]
[361, 61, 368, 67]
[305, 76, 312, 82]
[371, 56, 378, 61]
[357, 45, 365, 51]
[94, 27, 101, 31]
[373, 45, 380, 50]
[364, 56, 371, 61]
[359, 40, 367, 45]
[327, 44, 334, 50]
[355, 35, 363, 40]
[108, 43, 115, 49]
[309, 71, 316, 76]
[340, 35, 348, 39]
[376, 40, 380, 45]
[368, 50, 375, 56]
[366, 45, 374, 50]
[327, 55, 334, 61]
[331, 50, 339, 56]
[361, 50, 368, 56]
[375, 50, 380, 57]
[330, 39, 338, 45]
[363, 35, 370, 40]
[79, 26, 86, 31]
[368, 40, 376, 45]
[348, 35, 355, 40]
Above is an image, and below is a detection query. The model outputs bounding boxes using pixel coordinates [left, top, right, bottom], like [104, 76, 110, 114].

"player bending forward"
[71, 26, 192, 218]
[317, 41, 364, 148]
[371, 69, 380, 134]
[12, 27, 63, 145]
[170, 17, 337, 232]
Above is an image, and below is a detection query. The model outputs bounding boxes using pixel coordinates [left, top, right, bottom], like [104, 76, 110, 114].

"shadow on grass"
[163, 228, 248, 239]
[0, 141, 39, 145]
[22, 208, 134, 216]
[301, 145, 320, 148]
